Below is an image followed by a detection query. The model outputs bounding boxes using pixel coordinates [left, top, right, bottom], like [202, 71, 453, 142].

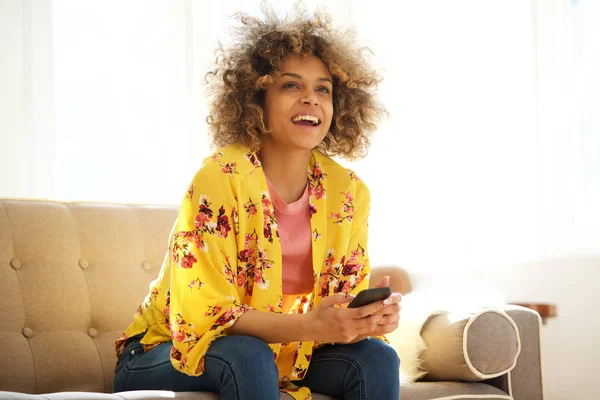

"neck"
[259, 141, 311, 203]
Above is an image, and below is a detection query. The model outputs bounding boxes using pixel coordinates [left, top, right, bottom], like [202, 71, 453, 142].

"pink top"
[265, 177, 314, 296]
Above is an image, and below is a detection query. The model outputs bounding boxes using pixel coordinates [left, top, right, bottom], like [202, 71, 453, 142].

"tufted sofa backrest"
[0, 199, 178, 394]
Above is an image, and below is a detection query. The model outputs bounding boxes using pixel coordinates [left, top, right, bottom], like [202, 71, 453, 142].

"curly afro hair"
[205, 5, 386, 160]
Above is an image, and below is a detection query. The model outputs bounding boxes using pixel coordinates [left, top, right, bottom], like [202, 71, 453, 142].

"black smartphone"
[347, 287, 392, 308]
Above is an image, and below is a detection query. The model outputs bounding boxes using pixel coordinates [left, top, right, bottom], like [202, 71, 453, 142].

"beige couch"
[0, 199, 544, 400]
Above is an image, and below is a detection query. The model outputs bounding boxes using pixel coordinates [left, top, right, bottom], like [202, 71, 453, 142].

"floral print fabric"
[115, 143, 381, 399]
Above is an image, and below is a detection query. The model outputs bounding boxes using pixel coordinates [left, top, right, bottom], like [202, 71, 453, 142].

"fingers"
[383, 293, 402, 305]
[376, 293, 402, 314]
[355, 313, 399, 338]
[348, 292, 402, 318]
[375, 275, 390, 288]
[317, 291, 401, 342]
[354, 314, 383, 335]
[372, 323, 399, 336]
[335, 313, 380, 342]
[371, 309, 401, 336]
[377, 312, 400, 326]
[320, 293, 355, 307]
[349, 299, 386, 318]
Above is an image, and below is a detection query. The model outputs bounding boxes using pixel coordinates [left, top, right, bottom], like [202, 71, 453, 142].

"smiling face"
[263, 54, 334, 152]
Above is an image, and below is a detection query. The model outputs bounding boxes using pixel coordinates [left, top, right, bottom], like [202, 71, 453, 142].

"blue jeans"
[114, 335, 400, 400]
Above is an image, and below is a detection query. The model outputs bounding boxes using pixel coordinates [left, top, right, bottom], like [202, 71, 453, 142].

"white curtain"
[565, 0, 600, 252]
[0, 0, 55, 199]
[339, 0, 541, 271]
[51, 0, 200, 204]
[1, 0, 597, 271]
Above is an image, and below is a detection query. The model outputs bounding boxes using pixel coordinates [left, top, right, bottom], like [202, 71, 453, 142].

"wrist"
[298, 312, 316, 341]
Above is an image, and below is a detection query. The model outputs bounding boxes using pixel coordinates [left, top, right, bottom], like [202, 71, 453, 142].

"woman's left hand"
[373, 275, 402, 335]
[346, 276, 402, 343]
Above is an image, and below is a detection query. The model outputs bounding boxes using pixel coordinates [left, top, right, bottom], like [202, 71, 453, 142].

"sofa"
[0, 199, 544, 399]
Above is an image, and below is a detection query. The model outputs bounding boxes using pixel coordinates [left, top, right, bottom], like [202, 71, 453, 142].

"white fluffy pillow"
[386, 292, 438, 383]
[386, 281, 507, 383]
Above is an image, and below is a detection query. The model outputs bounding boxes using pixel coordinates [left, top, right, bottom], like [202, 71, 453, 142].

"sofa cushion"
[0, 200, 179, 394]
[0, 384, 510, 400]
[0, 392, 214, 399]
[0, 391, 335, 400]
[400, 381, 512, 400]
[0, 200, 339, 400]
[420, 308, 521, 381]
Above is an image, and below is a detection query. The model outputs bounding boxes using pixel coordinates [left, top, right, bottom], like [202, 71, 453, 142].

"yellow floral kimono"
[115, 142, 382, 399]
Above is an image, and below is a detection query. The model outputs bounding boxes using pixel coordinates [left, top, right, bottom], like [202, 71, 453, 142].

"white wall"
[51, 0, 202, 204]
[339, 1, 599, 399]
[344, 0, 541, 273]
[1, 2, 27, 197]
[0, 1, 55, 199]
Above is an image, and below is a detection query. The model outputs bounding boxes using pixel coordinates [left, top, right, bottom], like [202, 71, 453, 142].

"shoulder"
[311, 150, 370, 200]
[183, 143, 262, 208]
[189, 143, 260, 184]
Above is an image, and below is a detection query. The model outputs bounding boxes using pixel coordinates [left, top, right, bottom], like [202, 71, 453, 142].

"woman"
[114, 8, 402, 400]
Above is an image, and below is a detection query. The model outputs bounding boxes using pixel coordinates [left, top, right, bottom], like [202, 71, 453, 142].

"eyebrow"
[281, 72, 333, 85]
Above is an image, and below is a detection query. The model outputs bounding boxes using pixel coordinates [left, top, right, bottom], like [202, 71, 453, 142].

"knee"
[380, 340, 400, 372]
[353, 339, 400, 397]
[372, 338, 400, 369]
[353, 338, 400, 379]
[210, 335, 277, 375]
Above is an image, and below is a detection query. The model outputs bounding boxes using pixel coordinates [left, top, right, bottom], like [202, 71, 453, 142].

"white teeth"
[292, 115, 320, 125]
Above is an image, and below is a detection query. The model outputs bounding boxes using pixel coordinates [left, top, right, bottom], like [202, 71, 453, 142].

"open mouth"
[291, 114, 321, 127]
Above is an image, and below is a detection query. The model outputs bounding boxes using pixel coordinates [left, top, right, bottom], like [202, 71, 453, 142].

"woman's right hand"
[306, 293, 385, 344]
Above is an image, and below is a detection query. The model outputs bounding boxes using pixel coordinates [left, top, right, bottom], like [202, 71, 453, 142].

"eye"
[317, 86, 331, 94]
[283, 82, 299, 89]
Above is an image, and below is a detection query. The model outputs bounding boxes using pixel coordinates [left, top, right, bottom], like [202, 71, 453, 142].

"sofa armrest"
[419, 308, 521, 382]
[418, 305, 543, 400]
[483, 305, 544, 400]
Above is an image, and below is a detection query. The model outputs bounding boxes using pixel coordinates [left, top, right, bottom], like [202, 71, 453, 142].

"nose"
[301, 89, 319, 106]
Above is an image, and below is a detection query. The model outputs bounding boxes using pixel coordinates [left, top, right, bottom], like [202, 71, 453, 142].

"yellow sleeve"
[343, 179, 389, 343]
[168, 163, 252, 376]
[342, 178, 371, 296]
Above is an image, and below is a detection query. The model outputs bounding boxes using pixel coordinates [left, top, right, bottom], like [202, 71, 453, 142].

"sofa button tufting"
[87, 327, 98, 338]
[79, 259, 89, 269]
[10, 259, 22, 269]
[22, 327, 34, 338]
[142, 261, 152, 271]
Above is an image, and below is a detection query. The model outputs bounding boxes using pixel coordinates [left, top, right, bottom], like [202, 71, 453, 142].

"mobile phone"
[347, 287, 392, 308]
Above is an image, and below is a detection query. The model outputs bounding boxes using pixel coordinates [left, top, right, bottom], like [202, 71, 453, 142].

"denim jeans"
[113, 335, 400, 400]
